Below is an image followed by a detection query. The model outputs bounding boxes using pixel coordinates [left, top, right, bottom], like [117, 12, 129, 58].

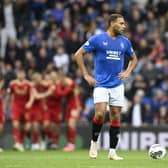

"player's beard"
[113, 28, 122, 36]
[114, 27, 125, 35]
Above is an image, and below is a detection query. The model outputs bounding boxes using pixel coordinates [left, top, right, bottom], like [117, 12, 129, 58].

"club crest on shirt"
[103, 41, 108, 46]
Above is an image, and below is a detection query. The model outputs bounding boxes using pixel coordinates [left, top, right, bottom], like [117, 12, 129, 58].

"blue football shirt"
[82, 32, 135, 88]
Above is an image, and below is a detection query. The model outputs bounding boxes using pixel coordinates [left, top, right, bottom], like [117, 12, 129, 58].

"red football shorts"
[12, 103, 30, 122]
[29, 104, 43, 122]
[42, 108, 61, 124]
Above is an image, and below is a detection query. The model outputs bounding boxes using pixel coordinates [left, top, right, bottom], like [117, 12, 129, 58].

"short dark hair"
[108, 13, 123, 27]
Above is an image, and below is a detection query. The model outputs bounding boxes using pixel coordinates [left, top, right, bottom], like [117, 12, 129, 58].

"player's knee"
[70, 109, 80, 118]
[110, 112, 121, 122]
[95, 104, 106, 120]
[33, 122, 39, 130]
[68, 119, 76, 128]
[0, 125, 3, 131]
[12, 121, 19, 128]
[24, 123, 31, 131]
[95, 111, 105, 121]
[43, 121, 50, 129]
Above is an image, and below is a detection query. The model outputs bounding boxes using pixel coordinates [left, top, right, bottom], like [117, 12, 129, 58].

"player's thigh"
[67, 117, 77, 128]
[24, 122, 32, 131]
[12, 120, 20, 128]
[23, 110, 31, 123]
[68, 108, 80, 119]
[94, 102, 107, 120]
[42, 120, 51, 129]
[32, 121, 39, 130]
[0, 124, 3, 131]
[93, 87, 108, 118]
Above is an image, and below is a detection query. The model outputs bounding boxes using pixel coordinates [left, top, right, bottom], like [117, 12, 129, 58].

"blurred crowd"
[0, 0, 168, 127]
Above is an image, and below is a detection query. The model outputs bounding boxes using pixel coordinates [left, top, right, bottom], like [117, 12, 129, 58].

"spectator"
[150, 88, 167, 125]
[65, 32, 82, 55]
[5, 38, 20, 66]
[141, 62, 159, 88]
[0, 0, 17, 58]
[36, 47, 51, 71]
[53, 45, 69, 74]
[31, 0, 47, 21]
[50, 2, 65, 25]
[15, 0, 31, 38]
[128, 90, 146, 127]
[158, 105, 168, 125]
[81, 90, 94, 122]
[85, 20, 104, 40]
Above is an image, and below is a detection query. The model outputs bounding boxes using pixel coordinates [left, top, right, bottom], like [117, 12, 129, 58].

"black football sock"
[109, 125, 120, 149]
[92, 117, 103, 142]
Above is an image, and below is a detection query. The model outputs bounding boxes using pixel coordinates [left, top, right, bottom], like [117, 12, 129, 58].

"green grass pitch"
[0, 150, 167, 168]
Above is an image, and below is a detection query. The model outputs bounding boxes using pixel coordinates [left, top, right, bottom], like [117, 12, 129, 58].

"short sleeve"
[82, 35, 97, 53]
[126, 40, 135, 57]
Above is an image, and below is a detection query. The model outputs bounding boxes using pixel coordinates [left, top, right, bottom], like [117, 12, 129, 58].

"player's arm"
[33, 85, 55, 99]
[25, 89, 35, 109]
[56, 79, 74, 96]
[118, 39, 137, 79]
[25, 82, 36, 109]
[73, 86, 82, 112]
[118, 54, 137, 79]
[74, 46, 97, 86]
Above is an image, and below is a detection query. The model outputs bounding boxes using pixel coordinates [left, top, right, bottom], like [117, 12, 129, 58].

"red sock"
[66, 127, 76, 144]
[93, 117, 103, 124]
[32, 130, 39, 144]
[13, 128, 20, 144]
[110, 122, 121, 127]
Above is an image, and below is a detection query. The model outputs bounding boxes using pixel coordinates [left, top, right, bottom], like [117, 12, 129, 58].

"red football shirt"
[8, 80, 31, 106]
[57, 80, 82, 111]
[46, 83, 63, 110]
[32, 83, 46, 106]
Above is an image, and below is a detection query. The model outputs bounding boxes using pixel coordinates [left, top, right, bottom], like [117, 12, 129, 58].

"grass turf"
[0, 150, 167, 168]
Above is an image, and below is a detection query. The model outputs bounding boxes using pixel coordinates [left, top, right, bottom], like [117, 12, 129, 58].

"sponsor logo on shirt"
[106, 50, 121, 60]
